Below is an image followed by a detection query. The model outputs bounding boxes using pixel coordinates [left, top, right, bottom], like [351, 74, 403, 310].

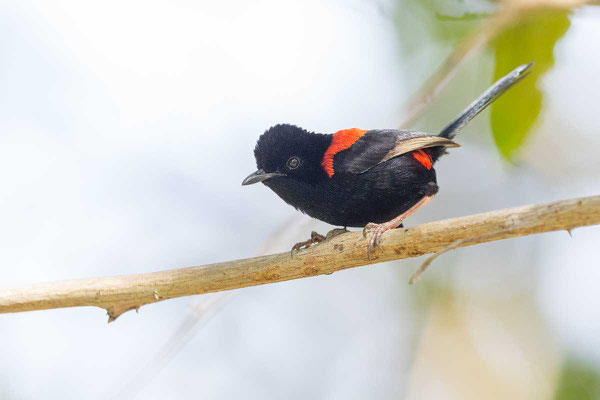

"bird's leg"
[291, 227, 349, 256]
[363, 194, 435, 259]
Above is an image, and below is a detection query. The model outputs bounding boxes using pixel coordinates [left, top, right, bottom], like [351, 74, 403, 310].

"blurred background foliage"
[0, 0, 599, 399]
[395, 0, 575, 160]
[492, 9, 571, 160]
[555, 359, 600, 400]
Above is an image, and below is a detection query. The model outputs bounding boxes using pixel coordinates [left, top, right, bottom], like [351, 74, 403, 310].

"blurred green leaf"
[555, 359, 600, 400]
[394, 0, 494, 54]
[491, 10, 571, 161]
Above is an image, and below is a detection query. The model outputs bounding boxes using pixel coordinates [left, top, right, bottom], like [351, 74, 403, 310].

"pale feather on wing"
[379, 136, 460, 164]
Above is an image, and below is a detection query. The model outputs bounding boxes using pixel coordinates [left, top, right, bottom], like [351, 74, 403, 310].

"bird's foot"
[362, 195, 436, 259]
[291, 231, 325, 256]
[324, 227, 349, 240]
[290, 228, 349, 257]
[362, 222, 398, 260]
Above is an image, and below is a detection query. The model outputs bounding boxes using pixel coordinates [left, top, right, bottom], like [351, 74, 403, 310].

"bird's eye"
[286, 156, 300, 170]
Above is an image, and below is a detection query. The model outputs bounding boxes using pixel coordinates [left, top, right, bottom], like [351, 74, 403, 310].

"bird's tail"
[437, 63, 533, 140]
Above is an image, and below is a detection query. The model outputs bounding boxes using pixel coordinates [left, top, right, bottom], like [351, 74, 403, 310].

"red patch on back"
[412, 149, 432, 170]
[322, 128, 367, 177]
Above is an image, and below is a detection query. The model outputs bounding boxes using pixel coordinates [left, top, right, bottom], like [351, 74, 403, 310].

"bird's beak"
[241, 169, 285, 186]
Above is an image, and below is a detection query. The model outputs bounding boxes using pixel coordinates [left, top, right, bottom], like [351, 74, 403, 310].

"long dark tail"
[438, 63, 533, 140]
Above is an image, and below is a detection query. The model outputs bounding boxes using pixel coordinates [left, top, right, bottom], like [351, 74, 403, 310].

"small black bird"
[243, 64, 532, 256]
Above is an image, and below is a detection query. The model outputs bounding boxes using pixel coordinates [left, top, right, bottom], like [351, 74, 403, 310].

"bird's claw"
[364, 223, 385, 259]
[326, 227, 349, 240]
[290, 231, 325, 257]
[290, 228, 349, 257]
[362, 223, 378, 238]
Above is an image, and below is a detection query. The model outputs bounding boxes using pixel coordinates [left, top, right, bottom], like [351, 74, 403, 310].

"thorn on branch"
[107, 304, 143, 323]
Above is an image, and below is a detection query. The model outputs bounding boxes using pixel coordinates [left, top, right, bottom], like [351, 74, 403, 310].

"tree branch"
[1, 195, 598, 322]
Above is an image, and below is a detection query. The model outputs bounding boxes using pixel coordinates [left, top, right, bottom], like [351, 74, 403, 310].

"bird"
[242, 63, 533, 257]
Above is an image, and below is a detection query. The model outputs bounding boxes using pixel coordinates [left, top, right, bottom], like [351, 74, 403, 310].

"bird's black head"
[242, 124, 331, 187]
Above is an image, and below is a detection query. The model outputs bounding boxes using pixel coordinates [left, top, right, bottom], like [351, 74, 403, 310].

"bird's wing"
[331, 129, 459, 175]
